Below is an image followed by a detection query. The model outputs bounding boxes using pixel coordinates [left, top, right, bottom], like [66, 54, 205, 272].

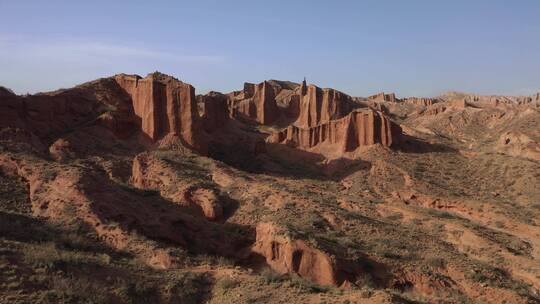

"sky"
[0, 0, 539, 97]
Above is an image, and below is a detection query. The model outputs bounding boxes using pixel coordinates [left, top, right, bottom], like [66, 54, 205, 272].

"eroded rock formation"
[251, 223, 341, 286]
[230, 81, 280, 125]
[497, 131, 540, 161]
[0, 79, 134, 139]
[199, 91, 230, 133]
[403, 97, 439, 107]
[114, 73, 205, 152]
[296, 85, 354, 127]
[269, 109, 401, 153]
[131, 153, 224, 220]
[368, 92, 397, 103]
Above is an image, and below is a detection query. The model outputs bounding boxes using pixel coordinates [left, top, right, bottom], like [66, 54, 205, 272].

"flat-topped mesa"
[230, 81, 279, 125]
[269, 109, 401, 153]
[368, 92, 397, 103]
[114, 72, 204, 151]
[296, 85, 354, 128]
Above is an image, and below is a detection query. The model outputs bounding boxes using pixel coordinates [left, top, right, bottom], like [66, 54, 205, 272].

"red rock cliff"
[269, 109, 401, 152]
[114, 73, 204, 151]
[200, 92, 230, 133]
[296, 85, 353, 127]
[230, 81, 279, 125]
[251, 223, 341, 286]
[368, 92, 397, 103]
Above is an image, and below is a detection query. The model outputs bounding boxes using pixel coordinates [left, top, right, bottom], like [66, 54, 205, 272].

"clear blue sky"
[1, 0, 539, 97]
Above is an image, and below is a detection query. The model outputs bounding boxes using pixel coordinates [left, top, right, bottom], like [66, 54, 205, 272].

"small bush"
[41, 275, 110, 304]
[216, 277, 239, 291]
[289, 275, 330, 293]
[426, 257, 446, 269]
[163, 272, 209, 304]
[260, 268, 283, 284]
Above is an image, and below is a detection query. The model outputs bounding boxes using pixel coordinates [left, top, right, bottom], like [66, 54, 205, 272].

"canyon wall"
[114, 73, 204, 151]
[368, 92, 397, 103]
[296, 85, 354, 127]
[230, 81, 280, 125]
[269, 109, 401, 152]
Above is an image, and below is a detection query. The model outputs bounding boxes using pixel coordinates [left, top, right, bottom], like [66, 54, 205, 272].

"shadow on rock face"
[81, 171, 255, 263]
[396, 135, 458, 154]
[245, 222, 393, 288]
[210, 141, 372, 182]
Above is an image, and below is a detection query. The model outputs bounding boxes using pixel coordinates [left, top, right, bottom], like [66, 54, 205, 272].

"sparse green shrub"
[289, 275, 331, 293]
[260, 267, 283, 284]
[41, 275, 110, 304]
[426, 257, 446, 269]
[163, 272, 209, 304]
[216, 277, 239, 291]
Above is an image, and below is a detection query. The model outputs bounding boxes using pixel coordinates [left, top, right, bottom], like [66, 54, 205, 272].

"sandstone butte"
[114, 73, 205, 152]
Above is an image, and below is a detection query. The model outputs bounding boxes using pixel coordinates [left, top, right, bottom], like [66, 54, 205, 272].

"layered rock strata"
[114, 73, 204, 151]
[269, 109, 401, 152]
[296, 85, 354, 127]
[230, 81, 279, 125]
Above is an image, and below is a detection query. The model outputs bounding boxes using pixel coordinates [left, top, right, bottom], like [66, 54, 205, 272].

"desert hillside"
[1, 72, 539, 304]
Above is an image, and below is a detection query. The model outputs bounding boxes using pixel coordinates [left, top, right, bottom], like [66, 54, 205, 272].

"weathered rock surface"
[131, 153, 224, 220]
[199, 91, 230, 133]
[0, 79, 135, 140]
[230, 81, 280, 125]
[402, 97, 439, 107]
[368, 92, 397, 103]
[251, 223, 341, 286]
[296, 85, 354, 128]
[269, 109, 401, 153]
[114, 73, 205, 152]
[497, 131, 540, 161]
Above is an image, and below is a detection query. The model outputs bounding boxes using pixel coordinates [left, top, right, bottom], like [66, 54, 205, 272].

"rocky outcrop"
[449, 99, 468, 108]
[251, 223, 341, 286]
[230, 81, 280, 125]
[0, 72, 209, 154]
[200, 92, 230, 133]
[0, 79, 135, 140]
[114, 72, 205, 152]
[131, 153, 224, 220]
[251, 222, 383, 288]
[369, 92, 397, 103]
[497, 131, 540, 161]
[184, 186, 223, 221]
[403, 97, 439, 107]
[296, 85, 354, 127]
[269, 109, 401, 153]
